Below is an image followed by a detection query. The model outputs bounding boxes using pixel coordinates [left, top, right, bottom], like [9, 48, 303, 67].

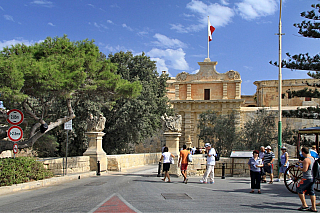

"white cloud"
[48, 22, 55, 26]
[137, 31, 148, 37]
[220, 0, 229, 5]
[150, 58, 170, 75]
[4, 15, 14, 22]
[171, 0, 234, 33]
[152, 34, 186, 49]
[147, 48, 189, 71]
[235, 0, 278, 20]
[30, 0, 54, 8]
[122, 23, 133, 31]
[89, 22, 108, 31]
[87, 4, 95, 8]
[107, 20, 114, 24]
[0, 6, 4, 11]
[191, 69, 199, 74]
[104, 44, 127, 53]
[0, 39, 42, 50]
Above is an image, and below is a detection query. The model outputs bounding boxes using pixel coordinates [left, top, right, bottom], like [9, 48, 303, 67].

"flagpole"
[207, 16, 210, 59]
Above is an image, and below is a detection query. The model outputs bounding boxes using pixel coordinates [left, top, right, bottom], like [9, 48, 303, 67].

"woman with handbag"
[160, 146, 175, 182]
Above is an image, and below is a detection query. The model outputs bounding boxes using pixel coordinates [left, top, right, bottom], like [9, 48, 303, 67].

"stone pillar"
[163, 132, 181, 176]
[187, 84, 192, 100]
[175, 84, 180, 100]
[236, 82, 241, 99]
[186, 135, 192, 149]
[83, 132, 107, 172]
[223, 82, 228, 99]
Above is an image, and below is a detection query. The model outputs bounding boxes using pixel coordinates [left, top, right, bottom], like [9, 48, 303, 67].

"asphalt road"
[0, 165, 316, 213]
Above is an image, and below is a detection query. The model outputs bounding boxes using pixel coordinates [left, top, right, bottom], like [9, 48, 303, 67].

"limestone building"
[254, 78, 320, 107]
[166, 59, 243, 147]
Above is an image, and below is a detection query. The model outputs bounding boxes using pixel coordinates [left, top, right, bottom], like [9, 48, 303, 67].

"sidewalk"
[0, 171, 98, 195]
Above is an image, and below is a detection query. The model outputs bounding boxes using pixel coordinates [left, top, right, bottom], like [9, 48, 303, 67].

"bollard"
[97, 160, 101, 176]
[221, 163, 225, 179]
[157, 162, 162, 177]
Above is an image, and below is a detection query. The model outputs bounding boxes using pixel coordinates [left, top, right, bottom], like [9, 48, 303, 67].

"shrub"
[0, 157, 53, 187]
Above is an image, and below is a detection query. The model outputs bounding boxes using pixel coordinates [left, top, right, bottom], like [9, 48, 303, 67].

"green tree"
[0, 35, 141, 153]
[198, 110, 238, 156]
[240, 109, 277, 150]
[271, 2, 320, 77]
[103, 51, 172, 154]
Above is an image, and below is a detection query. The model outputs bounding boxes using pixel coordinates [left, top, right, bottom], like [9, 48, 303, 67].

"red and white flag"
[208, 19, 215, 42]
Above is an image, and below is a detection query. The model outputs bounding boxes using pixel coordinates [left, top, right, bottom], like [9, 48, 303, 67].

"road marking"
[88, 193, 141, 213]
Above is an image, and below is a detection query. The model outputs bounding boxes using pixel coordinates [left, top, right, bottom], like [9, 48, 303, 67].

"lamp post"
[277, 0, 284, 171]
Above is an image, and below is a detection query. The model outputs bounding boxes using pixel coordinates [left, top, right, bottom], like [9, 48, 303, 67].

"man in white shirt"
[200, 143, 216, 184]
[191, 147, 196, 155]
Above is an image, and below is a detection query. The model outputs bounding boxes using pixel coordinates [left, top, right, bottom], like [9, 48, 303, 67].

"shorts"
[263, 164, 273, 174]
[279, 165, 288, 174]
[163, 163, 170, 172]
[297, 178, 315, 196]
[181, 163, 188, 171]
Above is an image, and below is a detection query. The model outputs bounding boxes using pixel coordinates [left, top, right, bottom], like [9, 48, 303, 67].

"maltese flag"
[208, 19, 215, 42]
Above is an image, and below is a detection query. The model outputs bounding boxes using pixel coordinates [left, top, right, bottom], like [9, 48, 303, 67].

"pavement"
[0, 171, 97, 195]
[0, 165, 319, 212]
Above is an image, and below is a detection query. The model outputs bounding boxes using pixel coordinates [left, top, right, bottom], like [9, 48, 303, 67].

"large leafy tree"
[0, 36, 141, 153]
[240, 110, 277, 150]
[271, 2, 320, 76]
[198, 110, 238, 156]
[103, 51, 171, 154]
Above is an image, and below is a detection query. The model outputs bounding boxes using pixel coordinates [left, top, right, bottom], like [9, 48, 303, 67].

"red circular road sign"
[7, 126, 23, 142]
[7, 109, 24, 125]
[13, 143, 18, 154]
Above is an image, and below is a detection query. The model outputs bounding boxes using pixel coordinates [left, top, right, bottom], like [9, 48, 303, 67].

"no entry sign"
[7, 126, 23, 142]
[7, 109, 24, 125]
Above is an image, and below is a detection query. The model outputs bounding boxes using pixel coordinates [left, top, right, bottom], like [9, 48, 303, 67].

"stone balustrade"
[37, 153, 299, 177]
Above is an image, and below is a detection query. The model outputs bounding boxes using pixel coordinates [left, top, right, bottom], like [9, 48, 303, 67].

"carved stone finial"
[161, 113, 182, 132]
[86, 113, 106, 132]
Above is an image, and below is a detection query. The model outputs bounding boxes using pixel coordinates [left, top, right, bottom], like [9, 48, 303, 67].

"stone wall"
[107, 153, 163, 171]
[185, 155, 299, 177]
[39, 156, 91, 175]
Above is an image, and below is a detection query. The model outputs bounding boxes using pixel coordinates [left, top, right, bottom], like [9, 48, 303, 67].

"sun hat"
[281, 146, 287, 150]
[204, 143, 211, 147]
[266, 146, 272, 150]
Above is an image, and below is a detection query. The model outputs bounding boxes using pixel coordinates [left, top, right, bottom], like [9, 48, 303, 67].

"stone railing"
[186, 155, 299, 177]
[107, 153, 162, 171]
[39, 156, 91, 175]
[36, 153, 299, 177]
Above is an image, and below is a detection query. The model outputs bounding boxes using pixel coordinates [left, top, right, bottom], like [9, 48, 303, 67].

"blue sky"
[0, 0, 318, 95]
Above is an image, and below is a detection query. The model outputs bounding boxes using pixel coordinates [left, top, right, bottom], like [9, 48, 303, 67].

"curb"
[0, 171, 98, 195]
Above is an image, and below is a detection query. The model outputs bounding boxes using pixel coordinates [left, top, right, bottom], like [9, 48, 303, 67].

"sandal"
[249, 190, 254, 193]
[261, 180, 266, 183]
[268, 181, 273, 184]
[298, 206, 309, 211]
[258, 191, 261, 194]
[308, 207, 317, 212]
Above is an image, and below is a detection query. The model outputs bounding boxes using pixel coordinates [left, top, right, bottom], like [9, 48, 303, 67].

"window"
[305, 97, 311, 101]
[204, 89, 210, 100]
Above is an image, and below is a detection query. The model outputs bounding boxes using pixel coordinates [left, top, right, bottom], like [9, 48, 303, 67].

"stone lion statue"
[161, 113, 182, 132]
[86, 113, 106, 132]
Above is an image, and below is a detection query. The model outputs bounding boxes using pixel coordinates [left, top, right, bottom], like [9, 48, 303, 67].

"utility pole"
[277, 0, 284, 172]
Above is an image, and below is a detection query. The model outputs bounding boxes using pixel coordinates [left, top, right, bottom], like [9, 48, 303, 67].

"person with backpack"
[178, 145, 190, 184]
[296, 147, 317, 212]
